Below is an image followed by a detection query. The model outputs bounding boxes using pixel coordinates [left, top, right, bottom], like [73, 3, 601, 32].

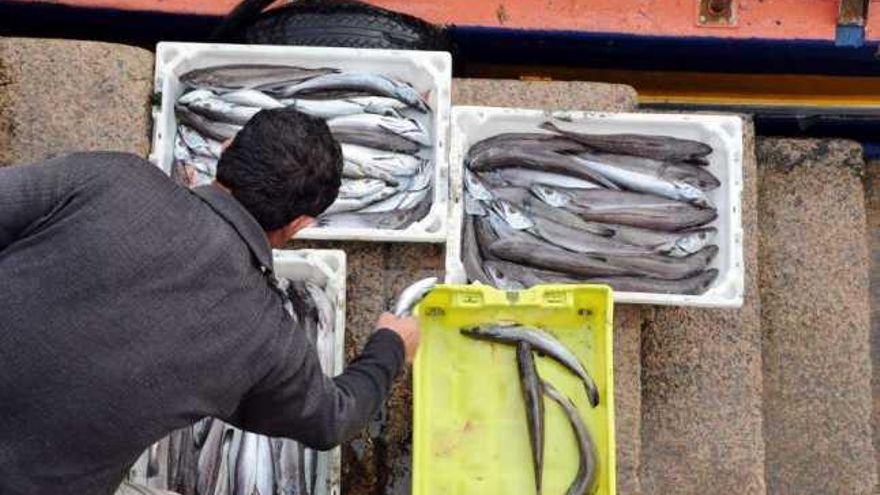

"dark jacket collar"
[190, 185, 273, 272]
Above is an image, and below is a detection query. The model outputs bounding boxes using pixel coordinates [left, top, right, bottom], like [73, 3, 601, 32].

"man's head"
[216, 108, 342, 247]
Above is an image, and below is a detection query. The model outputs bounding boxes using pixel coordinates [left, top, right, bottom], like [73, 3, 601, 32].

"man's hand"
[376, 312, 420, 364]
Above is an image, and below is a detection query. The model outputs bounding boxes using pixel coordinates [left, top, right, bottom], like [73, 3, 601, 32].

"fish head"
[464, 170, 495, 201]
[484, 263, 526, 290]
[490, 200, 535, 230]
[530, 185, 570, 207]
[675, 182, 714, 208]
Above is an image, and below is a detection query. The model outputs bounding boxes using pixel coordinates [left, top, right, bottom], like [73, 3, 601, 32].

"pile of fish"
[171, 64, 435, 230]
[138, 278, 336, 495]
[461, 324, 599, 495]
[461, 121, 722, 295]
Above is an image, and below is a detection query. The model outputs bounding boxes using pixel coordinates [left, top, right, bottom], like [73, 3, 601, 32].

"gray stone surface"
[758, 139, 876, 495]
[868, 160, 880, 490]
[614, 305, 645, 495]
[640, 120, 765, 495]
[0, 37, 153, 166]
[297, 78, 638, 495]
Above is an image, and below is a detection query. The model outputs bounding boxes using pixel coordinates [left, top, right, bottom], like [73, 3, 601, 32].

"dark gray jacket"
[0, 152, 404, 495]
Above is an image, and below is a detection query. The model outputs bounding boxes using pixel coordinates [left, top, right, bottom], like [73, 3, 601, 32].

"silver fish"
[578, 152, 720, 190]
[488, 237, 632, 279]
[234, 433, 274, 495]
[340, 144, 424, 177]
[274, 72, 428, 112]
[213, 429, 233, 495]
[323, 186, 398, 214]
[303, 449, 316, 495]
[586, 268, 719, 295]
[464, 170, 495, 201]
[282, 96, 406, 119]
[178, 88, 218, 106]
[181, 64, 338, 91]
[460, 324, 600, 407]
[338, 178, 388, 199]
[227, 428, 243, 494]
[600, 224, 717, 257]
[489, 200, 535, 230]
[305, 282, 335, 374]
[328, 114, 430, 147]
[541, 120, 712, 162]
[517, 342, 544, 495]
[481, 168, 602, 190]
[463, 216, 492, 285]
[186, 96, 261, 125]
[541, 380, 598, 495]
[528, 214, 654, 256]
[179, 125, 223, 159]
[176, 105, 242, 141]
[316, 195, 432, 229]
[393, 276, 438, 317]
[174, 133, 193, 163]
[196, 420, 226, 495]
[274, 439, 304, 495]
[467, 145, 618, 190]
[342, 160, 398, 186]
[483, 260, 580, 287]
[464, 194, 488, 216]
[467, 133, 585, 158]
[219, 89, 285, 110]
[531, 185, 717, 232]
[570, 155, 713, 208]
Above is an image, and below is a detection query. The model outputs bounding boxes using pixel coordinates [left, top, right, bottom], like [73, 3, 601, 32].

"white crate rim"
[150, 42, 452, 243]
[445, 106, 745, 308]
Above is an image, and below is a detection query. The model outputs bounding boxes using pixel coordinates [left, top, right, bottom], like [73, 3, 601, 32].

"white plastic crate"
[129, 249, 347, 495]
[445, 106, 745, 308]
[150, 41, 451, 243]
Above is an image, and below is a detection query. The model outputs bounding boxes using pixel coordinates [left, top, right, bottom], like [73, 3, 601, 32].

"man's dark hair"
[217, 108, 342, 231]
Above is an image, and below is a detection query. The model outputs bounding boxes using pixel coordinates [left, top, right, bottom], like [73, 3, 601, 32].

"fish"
[186, 96, 261, 125]
[274, 439, 304, 495]
[178, 88, 219, 106]
[303, 449, 316, 495]
[488, 237, 633, 279]
[281, 96, 407, 119]
[599, 224, 717, 257]
[179, 125, 223, 159]
[541, 380, 598, 495]
[305, 282, 336, 374]
[541, 120, 713, 162]
[174, 133, 193, 163]
[196, 420, 226, 495]
[516, 342, 545, 495]
[316, 195, 432, 229]
[577, 152, 720, 190]
[193, 418, 212, 450]
[472, 215, 500, 259]
[213, 429, 233, 495]
[460, 324, 600, 407]
[483, 260, 580, 287]
[531, 185, 717, 232]
[586, 268, 719, 295]
[343, 160, 399, 186]
[462, 216, 492, 285]
[463, 170, 495, 201]
[272, 72, 429, 112]
[358, 162, 433, 213]
[338, 178, 388, 199]
[393, 277, 438, 317]
[569, 155, 713, 208]
[465, 194, 489, 217]
[528, 214, 655, 256]
[176, 105, 242, 141]
[234, 432, 274, 495]
[218, 89, 285, 110]
[467, 145, 619, 190]
[322, 185, 398, 214]
[328, 114, 431, 147]
[227, 429, 243, 494]
[489, 200, 535, 231]
[480, 168, 602, 190]
[467, 132, 586, 158]
[340, 144, 424, 177]
[180, 64, 338, 91]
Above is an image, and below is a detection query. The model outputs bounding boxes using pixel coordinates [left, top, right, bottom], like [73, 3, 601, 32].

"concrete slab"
[297, 78, 638, 495]
[640, 120, 765, 495]
[613, 305, 645, 495]
[0, 37, 152, 166]
[867, 160, 880, 490]
[758, 139, 876, 495]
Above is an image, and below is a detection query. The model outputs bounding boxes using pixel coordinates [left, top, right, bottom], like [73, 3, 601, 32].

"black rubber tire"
[218, 0, 454, 53]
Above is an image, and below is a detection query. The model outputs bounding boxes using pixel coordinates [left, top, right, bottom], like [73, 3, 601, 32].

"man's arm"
[0, 154, 98, 250]
[229, 313, 418, 450]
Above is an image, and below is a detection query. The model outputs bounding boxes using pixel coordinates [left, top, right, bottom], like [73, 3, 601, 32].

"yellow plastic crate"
[413, 284, 616, 495]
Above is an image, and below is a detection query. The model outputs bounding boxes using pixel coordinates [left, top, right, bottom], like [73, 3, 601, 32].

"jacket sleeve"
[0, 154, 98, 251]
[229, 324, 406, 450]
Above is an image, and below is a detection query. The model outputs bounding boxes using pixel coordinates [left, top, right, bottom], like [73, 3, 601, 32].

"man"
[0, 108, 419, 495]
